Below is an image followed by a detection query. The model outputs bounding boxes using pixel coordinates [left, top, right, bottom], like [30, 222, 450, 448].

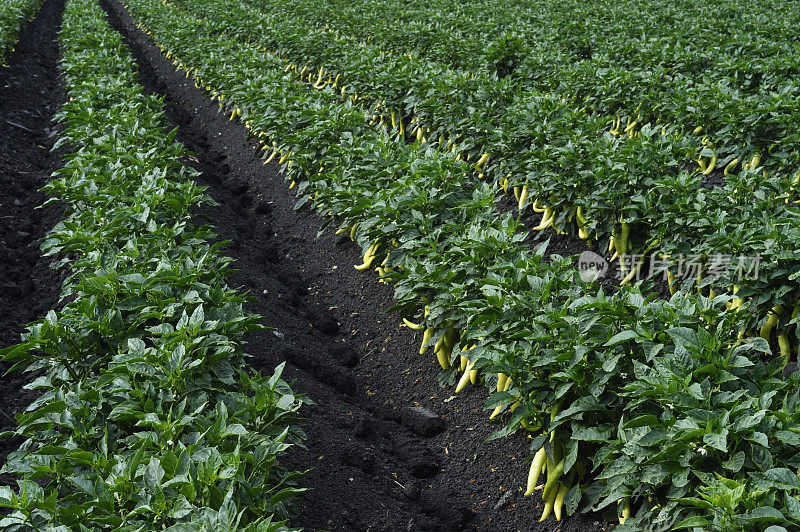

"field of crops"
[2, 0, 800, 530]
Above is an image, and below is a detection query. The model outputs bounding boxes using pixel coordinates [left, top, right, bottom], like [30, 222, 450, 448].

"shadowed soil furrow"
[0, 0, 66, 479]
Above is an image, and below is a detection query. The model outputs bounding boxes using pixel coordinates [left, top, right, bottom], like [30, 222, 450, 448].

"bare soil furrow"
[0, 0, 66, 478]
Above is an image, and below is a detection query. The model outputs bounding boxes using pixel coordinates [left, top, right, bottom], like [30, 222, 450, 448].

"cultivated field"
[1, 0, 800, 530]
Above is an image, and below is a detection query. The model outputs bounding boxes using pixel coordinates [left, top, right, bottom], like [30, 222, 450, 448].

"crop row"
[248, 0, 800, 86]
[0, 0, 306, 528]
[121, 0, 800, 528]
[164, 0, 800, 364]
[198, 0, 800, 206]
[0, 0, 42, 63]
[242, 0, 800, 165]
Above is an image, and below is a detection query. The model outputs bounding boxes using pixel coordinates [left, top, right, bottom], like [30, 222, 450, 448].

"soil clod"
[402, 405, 446, 437]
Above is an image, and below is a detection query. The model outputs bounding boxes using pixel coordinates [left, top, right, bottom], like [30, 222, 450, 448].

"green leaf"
[783, 493, 800, 522]
[82, 276, 110, 294]
[168, 495, 194, 519]
[270, 487, 304, 507]
[775, 430, 800, 446]
[677, 497, 713, 510]
[605, 330, 639, 346]
[673, 516, 712, 529]
[703, 428, 728, 452]
[747, 431, 770, 447]
[623, 414, 659, 429]
[741, 507, 786, 523]
[145, 458, 165, 492]
[733, 411, 765, 431]
[222, 424, 248, 437]
[722, 451, 745, 473]
[564, 483, 581, 515]
[189, 304, 205, 329]
[750, 468, 800, 491]
[666, 327, 700, 350]
[109, 401, 144, 421]
[687, 382, 705, 401]
[572, 425, 612, 442]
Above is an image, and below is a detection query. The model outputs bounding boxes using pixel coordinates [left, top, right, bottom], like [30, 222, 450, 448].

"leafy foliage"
[0, 0, 42, 64]
[0, 0, 307, 529]
[167, 0, 800, 340]
[119, 0, 800, 528]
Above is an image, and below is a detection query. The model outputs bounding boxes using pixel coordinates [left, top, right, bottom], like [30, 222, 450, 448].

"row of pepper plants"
[245, 0, 799, 86]
[0, 0, 307, 528]
[223, 0, 800, 206]
[0, 0, 42, 64]
[242, 0, 800, 155]
[122, 0, 800, 528]
[166, 0, 800, 368]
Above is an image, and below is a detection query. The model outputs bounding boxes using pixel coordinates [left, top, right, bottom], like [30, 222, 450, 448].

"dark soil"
[0, 0, 66, 477]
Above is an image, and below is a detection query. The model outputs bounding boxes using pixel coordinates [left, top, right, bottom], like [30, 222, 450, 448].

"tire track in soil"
[102, 2, 607, 531]
[0, 0, 67, 481]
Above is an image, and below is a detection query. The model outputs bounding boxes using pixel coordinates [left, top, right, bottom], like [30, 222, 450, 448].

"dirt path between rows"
[0, 0, 66, 479]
